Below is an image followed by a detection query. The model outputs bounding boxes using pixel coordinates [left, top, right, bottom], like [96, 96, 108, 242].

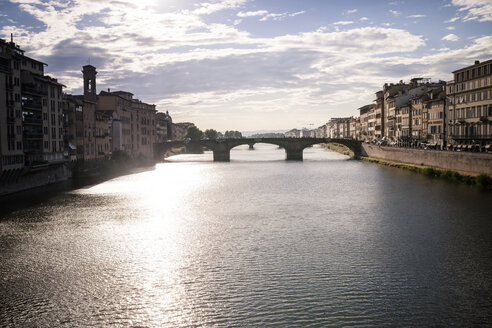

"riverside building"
[1, 37, 65, 183]
[447, 59, 492, 150]
[97, 90, 156, 159]
[63, 65, 110, 161]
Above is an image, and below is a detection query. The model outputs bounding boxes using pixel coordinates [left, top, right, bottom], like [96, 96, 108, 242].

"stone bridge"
[155, 138, 362, 161]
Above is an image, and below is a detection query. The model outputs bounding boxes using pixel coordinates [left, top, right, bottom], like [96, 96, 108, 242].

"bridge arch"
[204, 138, 361, 161]
[155, 138, 361, 162]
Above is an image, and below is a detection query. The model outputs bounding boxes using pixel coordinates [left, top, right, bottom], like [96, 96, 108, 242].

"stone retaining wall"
[361, 144, 492, 175]
[0, 164, 72, 196]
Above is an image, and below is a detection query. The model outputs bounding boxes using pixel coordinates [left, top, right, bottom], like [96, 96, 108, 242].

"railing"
[22, 85, 48, 96]
[22, 101, 42, 110]
[450, 135, 491, 140]
[23, 117, 43, 124]
[23, 133, 43, 139]
[0, 64, 11, 74]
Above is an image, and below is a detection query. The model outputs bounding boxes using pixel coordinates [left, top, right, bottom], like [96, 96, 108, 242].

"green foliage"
[204, 129, 218, 140]
[422, 167, 436, 177]
[184, 126, 204, 140]
[361, 157, 492, 191]
[224, 130, 243, 139]
[476, 174, 492, 191]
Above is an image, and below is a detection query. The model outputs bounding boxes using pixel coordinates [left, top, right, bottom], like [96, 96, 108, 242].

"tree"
[184, 126, 204, 140]
[204, 129, 218, 140]
[224, 130, 243, 139]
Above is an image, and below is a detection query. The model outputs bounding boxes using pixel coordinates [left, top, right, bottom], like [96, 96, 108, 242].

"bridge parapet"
[155, 138, 361, 161]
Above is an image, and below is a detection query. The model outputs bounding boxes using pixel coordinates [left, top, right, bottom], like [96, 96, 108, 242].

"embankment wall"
[0, 164, 72, 196]
[361, 144, 492, 175]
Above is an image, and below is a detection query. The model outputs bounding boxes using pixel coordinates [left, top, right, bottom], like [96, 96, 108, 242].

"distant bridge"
[155, 138, 362, 161]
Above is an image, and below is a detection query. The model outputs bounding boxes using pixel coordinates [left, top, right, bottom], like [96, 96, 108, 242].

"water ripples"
[1, 145, 492, 326]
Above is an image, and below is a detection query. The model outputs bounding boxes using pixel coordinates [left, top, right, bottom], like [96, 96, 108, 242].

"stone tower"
[82, 65, 97, 103]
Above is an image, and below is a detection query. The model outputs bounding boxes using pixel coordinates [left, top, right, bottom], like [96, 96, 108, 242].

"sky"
[1, 0, 492, 132]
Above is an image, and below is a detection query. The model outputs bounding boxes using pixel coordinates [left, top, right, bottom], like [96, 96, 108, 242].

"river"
[1, 144, 491, 327]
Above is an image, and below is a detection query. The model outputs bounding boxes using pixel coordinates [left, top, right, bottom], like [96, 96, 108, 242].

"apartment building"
[447, 59, 492, 149]
[357, 104, 373, 141]
[284, 129, 300, 138]
[98, 90, 156, 158]
[1, 37, 64, 183]
[156, 111, 173, 142]
[374, 91, 384, 139]
[172, 122, 195, 141]
[425, 87, 446, 147]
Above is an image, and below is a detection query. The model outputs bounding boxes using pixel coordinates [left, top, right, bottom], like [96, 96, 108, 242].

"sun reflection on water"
[71, 162, 213, 325]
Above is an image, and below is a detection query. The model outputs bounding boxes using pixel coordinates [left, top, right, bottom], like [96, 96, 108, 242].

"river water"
[1, 144, 491, 327]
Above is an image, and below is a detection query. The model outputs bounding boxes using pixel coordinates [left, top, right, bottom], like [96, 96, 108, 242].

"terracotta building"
[98, 90, 156, 159]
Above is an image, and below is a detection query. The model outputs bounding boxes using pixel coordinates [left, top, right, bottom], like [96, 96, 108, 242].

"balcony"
[480, 116, 489, 122]
[23, 116, 43, 125]
[23, 133, 43, 139]
[22, 85, 48, 96]
[0, 64, 11, 74]
[22, 101, 42, 110]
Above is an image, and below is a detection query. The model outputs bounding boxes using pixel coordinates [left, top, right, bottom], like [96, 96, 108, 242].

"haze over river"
[1, 144, 491, 327]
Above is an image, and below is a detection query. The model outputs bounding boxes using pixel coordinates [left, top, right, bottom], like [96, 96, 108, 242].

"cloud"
[408, 14, 426, 18]
[237, 10, 267, 17]
[259, 11, 305, 21]
[346, 9, 358, 14]
[389, 10, 400, 16]
[360, 17, 369, 21]
[442, 33, 460, 41]
[333, 21, 353, 25]
[192, 0, 248, 15]
[444, 16, 460, 23]
[8, 0, 488, 130]
[238, 9, 305, 21]
[446, 26, 455, 30]
[451, 0, 492, 22]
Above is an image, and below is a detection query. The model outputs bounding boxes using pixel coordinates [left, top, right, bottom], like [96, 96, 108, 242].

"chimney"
[10, 33, 13, 43]
[475, 60, 480, 65]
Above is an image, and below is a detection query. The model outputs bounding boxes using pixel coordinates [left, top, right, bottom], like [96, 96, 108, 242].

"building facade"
[1, 37, 65, 183]
[97, 90, 156, 158]
[447, 59, 492, 150]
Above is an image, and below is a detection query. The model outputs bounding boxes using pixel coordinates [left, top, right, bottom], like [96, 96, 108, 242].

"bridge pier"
[248, 143, 254, 150]
[285, 148, 303, 161]
[213, 150, 230, 162]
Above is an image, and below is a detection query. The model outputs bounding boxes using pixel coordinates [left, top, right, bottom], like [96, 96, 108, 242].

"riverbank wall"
[0, 158, 157, 197]
[0, 164, 72, 196]
[361, 144, 492, 176]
